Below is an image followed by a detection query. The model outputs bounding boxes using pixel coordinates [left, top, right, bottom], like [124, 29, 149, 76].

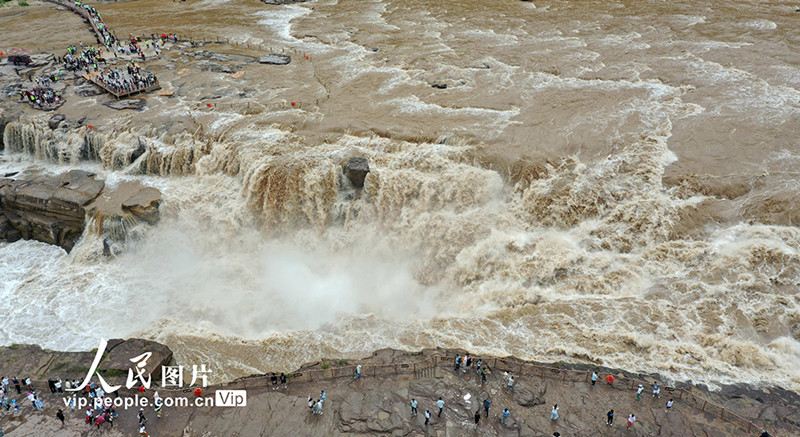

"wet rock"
[344, 157, 370, 188]
[121, 188, 162, 223]
[130, 138, 147, 163]
[102, 238, 112, 256]
[5, 228, 21, 242]
[371, 47, 379, 52]
[101, 338, 173, 379]
[0, 215, 8, 238]
[209, 54, 232, 62]
[200, 61, 235, 73]
[261, 0, 310, 4]
[104, 99, 147, 111]
[431, 82, 448, 89]
[0, 114, 8, 151]
[0, 168, 160, 251]
[259, 54, 292, 65]
[48, 113, 66, 130]
[26, 53, 55, 68]
[0, 170, 103, 251]
[74, 83, 104, 97]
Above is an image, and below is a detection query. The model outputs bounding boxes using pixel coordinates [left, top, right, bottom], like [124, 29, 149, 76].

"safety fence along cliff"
[212, 354, 769, 435]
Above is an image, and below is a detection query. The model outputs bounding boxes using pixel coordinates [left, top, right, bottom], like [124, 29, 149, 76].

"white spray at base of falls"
[2, 111, 799, 389]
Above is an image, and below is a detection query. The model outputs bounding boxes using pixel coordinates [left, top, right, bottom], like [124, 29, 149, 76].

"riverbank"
[2, 0, 800, 421]
[0, 341, 798, 436]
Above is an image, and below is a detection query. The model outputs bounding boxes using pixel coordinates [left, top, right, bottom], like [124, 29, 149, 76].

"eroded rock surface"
[343, 157, 370, 188]
[0, 168, 161, 251]
[258, 54, 292, 65]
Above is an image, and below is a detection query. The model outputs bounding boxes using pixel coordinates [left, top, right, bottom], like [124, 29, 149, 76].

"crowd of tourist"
[62, 45, 106, 72]
[16, 87, 63, 109]
[94, 61, 159, 95]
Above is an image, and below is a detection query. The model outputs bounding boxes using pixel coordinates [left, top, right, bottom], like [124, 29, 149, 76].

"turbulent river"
[1, 0, 799, 389]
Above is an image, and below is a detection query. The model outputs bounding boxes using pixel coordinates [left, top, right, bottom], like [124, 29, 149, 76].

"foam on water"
[1, 0, 800, 390]
[255, 5, 313, 45]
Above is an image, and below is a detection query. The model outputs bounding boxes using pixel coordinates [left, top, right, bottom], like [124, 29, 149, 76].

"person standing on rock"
[95, 413, 106, 429]
[506, 376, 515, 392]
[410, 398, 418, 416]
[483, 399, 490, 418]
[56, 409, 65, 428]
[626, 413, 636, 430]
[636, 384, 643, 400]
[12, 378, 20, 394]
[475, 359, 482, 375]
[454, 355, 462, 372]
[481, 368, 487, 385]
[354, 364, 362, 380]
[502, 408, 510, 424]
[280, 373, 287, 389]
[665, 398, 673, 413]
[315, 399, 323, 415]
[464, 355, 472, 373]
[1, 377, 8, 393]
[551, 404, 559, 421]
[436, 397, 444, 417]
[424, 410, 431, 426]
[48, 378, 56, 393]
[308, 396, 314, 412]
[606, 374, 615, 386]
[271, 373, 278, 390]
[320, 390, 326, 405]
[24, 377, 32, 391]
[55, 379, 63, 393]
[607, 409, 614, 426]
[473, 410, 481, 429]
[651, 381, 661, 398]
[591, 371, 598, 386]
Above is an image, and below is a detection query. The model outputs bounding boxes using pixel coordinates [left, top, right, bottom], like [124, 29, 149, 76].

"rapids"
[0, 0, 799, 389]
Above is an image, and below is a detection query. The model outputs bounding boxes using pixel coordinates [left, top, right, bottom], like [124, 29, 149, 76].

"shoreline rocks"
[0, 168, 161, 251]
[103, 99, 147, 111]
[258, 53, 292, 65]
[261, 0, 311, 4]
[0, 343, 798, 436]
[0, 339, 173, 382]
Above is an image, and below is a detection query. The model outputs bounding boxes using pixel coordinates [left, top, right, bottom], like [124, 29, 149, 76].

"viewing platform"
[82, 71, 161, 100]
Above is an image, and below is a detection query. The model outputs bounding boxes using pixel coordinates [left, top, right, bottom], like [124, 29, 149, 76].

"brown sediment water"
[0, 0, 799, 390]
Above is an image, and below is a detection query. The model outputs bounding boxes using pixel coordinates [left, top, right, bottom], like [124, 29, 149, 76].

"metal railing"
[20, 353, 768, 435]
[486, 356, 767, 435]
[211, 354, 768, 435]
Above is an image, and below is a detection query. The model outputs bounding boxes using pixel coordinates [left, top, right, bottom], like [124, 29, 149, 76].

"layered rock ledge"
[0, 343, 798, 436]
[0, 168, 161, 251]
